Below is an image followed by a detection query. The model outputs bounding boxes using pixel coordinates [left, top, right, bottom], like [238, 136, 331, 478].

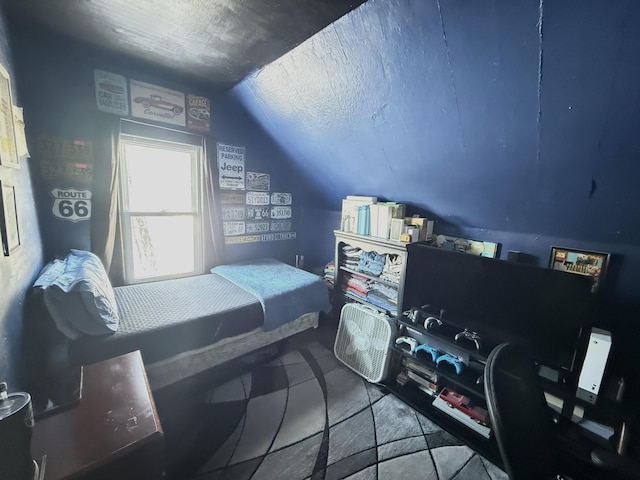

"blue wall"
[224, 0, 640, 382]
[0, 7, 44, 389]
[227, 0, 640, 292]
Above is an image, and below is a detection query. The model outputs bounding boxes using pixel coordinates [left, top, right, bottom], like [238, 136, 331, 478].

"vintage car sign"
[51, 188, 92, 223]
[270, 206, 292, 219]
[271, 192, 292, 205]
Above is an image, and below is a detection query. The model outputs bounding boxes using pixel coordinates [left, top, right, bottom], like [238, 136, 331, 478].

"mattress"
[68, 273, 263, 366]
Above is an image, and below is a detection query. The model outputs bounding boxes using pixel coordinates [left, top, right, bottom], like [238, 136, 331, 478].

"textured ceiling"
[2, 0, 366, 90]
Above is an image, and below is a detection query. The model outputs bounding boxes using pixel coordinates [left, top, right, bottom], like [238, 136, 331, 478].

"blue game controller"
[414, 344, 440, 362]
[436, 354, 464, 375]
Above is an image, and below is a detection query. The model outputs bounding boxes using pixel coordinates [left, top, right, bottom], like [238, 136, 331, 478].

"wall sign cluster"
[217, 143, 295, 245]
[94, 69, 210, 133]
[36, 135, 95, 224]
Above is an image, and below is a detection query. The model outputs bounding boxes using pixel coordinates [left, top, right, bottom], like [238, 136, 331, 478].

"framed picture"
[0, 64, 19, 168]
[0, 180, 19, 255]
[549, 246, 610, 292]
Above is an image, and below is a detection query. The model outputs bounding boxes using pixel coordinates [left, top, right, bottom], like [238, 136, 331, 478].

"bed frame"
[30, 254, 329, 400]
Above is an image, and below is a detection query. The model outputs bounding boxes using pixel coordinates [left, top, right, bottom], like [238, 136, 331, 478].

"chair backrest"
[484, 343, 558, 480]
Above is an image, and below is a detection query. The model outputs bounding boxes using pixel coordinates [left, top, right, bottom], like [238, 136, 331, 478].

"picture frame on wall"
[549, 246, 610, 293]
[0, 64, 19, 168]
[0, 180, 19, 255]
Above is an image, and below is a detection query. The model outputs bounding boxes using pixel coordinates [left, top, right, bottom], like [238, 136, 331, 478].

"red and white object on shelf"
[432, 388, 492, 438]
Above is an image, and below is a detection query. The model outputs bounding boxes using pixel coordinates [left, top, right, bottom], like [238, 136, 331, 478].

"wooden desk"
[32, 351, 164, 480]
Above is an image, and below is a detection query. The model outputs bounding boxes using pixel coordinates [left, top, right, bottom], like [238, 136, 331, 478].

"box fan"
[334, 303, 396, 383]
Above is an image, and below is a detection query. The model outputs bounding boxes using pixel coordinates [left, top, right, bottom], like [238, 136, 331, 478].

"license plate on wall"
[246, 222, 270, 233]
[270, 220, 291, 231]
[270, 206, 292, 219]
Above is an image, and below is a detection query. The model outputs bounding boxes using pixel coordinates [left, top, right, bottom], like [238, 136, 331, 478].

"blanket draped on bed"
[212, 258, 330, 331]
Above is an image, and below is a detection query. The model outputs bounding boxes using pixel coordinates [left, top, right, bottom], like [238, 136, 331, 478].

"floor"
[157, 316, 508, 480]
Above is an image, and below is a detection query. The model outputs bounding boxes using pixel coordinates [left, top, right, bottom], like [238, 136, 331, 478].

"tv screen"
[403, 243, 596, 372]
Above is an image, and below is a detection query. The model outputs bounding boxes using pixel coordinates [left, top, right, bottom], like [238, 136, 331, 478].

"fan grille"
[334, 304, 395, 383]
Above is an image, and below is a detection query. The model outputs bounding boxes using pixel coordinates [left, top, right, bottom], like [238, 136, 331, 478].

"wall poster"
[217, 143, 245, 190]
[0, 64, 18, 168]
[0, 181, 19, 255]
[130, 79, 186, 127]
[94, 70, 129, 115]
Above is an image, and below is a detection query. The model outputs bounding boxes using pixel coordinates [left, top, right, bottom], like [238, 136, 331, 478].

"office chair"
[484, 343, 640, 480]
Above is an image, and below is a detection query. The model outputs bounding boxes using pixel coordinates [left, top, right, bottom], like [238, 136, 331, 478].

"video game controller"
[424, 316, 442, 329]
[424, 309, 446, 330]
[395, 336, 418, 354]
[415, 344, 440, 362]
[402, 304, 431, 324]
[454, 329, 482, 351]
[436, 354, 464, 375]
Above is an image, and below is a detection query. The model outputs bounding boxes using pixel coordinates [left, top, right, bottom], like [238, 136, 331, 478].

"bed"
[33, 251, 329, 391]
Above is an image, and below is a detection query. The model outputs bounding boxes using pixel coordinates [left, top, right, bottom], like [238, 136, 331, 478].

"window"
[119, 134, 203, 283]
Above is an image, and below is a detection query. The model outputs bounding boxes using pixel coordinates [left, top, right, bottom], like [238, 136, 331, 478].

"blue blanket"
[212, 258, 330, 331]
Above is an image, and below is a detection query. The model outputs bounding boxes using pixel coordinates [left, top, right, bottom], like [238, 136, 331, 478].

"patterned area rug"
[188, 341, 508, 480]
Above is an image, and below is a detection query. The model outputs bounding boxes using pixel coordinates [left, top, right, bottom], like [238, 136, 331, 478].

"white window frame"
[119, 134, 204, 284]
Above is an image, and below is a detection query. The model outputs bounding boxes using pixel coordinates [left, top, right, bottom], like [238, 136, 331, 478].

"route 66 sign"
[51, 188, 92, 222]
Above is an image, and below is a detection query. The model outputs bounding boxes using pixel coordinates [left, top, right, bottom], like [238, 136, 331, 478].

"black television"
[402, 243, 596, 372]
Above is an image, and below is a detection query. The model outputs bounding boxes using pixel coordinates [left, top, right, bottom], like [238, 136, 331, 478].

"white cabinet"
[333, 230, 408, 317]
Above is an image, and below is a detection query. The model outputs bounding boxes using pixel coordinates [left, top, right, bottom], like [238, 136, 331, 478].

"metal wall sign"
[224, 235, 261, 245]
[246, 206, 270, 220]
[271, 192, 292, 205]
[246, 221, 270, 233]
[222, 206, 245, 220]
[270, 206, 292, 219]
[220, 192, 245, 204]
[217, 143, 245, 190]
[270, 220, 291, 232]
[94, 70, 129, 116]
[246, 191, 270, 205]
[262, 232, 296, 242]
[186, 94, 210, 132]
[130, 79, 186, 127]
[223, 221, 245, 236]
[246, 172, 270, 191]
[50, 188, 92, 223]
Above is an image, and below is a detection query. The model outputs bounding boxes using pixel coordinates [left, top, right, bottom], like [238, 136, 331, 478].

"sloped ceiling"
[1, 0, 366, 90]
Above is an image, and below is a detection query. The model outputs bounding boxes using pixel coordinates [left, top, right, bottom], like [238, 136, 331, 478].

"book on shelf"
[341, 197, 376, 233]
[346, 195, 378, 202]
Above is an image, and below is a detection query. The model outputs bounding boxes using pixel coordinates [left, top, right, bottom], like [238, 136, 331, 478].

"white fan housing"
[334, 303, 396, 383]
